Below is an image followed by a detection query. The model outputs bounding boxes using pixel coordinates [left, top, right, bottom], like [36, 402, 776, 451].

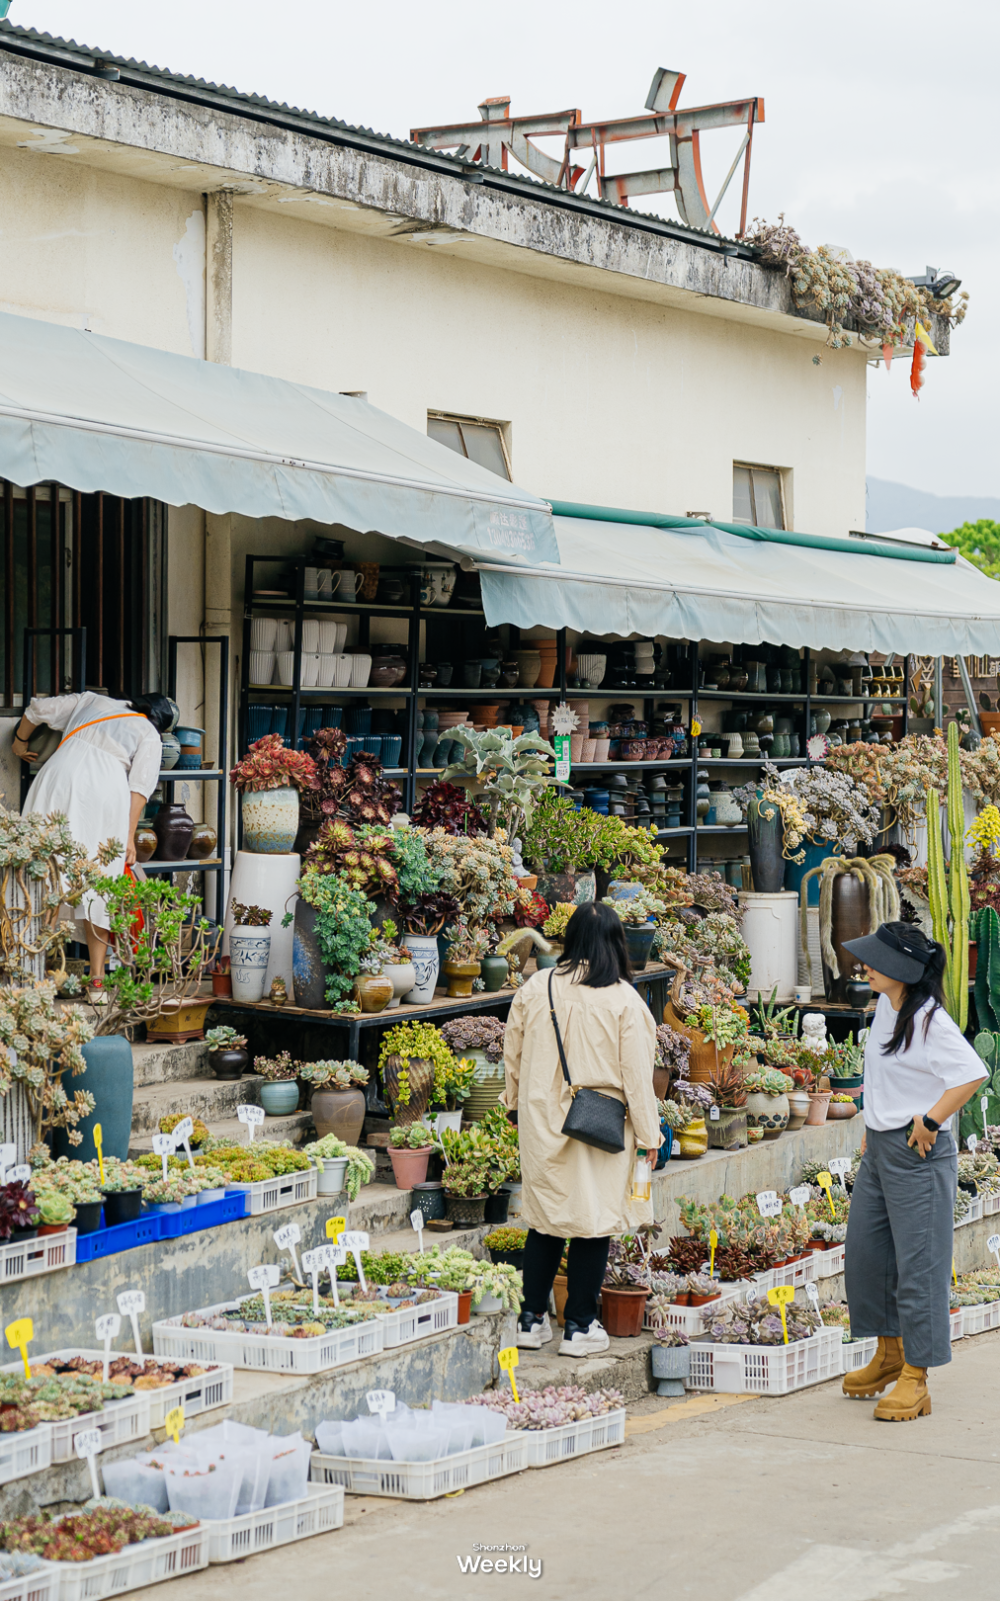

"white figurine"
[800, 1013, 829, 1055]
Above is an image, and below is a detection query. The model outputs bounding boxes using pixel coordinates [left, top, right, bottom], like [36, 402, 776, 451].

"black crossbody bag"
[548, 970, 626, 1154]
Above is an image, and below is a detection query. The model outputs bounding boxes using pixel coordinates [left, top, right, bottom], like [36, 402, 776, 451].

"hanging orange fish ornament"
[882, 343, 894, 370]
[910, 321, 938, 399]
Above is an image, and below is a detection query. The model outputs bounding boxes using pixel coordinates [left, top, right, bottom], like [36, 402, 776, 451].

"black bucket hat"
[842, 923, 934, 986]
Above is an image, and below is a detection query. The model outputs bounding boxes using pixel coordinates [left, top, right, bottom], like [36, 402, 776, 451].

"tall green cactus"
[974, 905, 1000, 1035]
[925, 720, 969, 1030]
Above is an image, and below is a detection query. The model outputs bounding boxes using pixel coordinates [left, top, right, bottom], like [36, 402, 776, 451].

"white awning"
[0, 312, 558, 564]
[479, 512, 1000, 653]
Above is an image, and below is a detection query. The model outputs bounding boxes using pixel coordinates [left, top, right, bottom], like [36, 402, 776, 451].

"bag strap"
[548, 970, 574, 1092]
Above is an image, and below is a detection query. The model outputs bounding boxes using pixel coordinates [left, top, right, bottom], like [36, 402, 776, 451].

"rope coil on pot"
[799, 854, 901, 988]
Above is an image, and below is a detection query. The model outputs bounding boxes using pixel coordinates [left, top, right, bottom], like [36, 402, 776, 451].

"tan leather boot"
[842, 1335, 904, 1399]
[874, 1363, 931, 1421]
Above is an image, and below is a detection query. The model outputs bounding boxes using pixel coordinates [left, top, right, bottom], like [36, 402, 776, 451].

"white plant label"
[237, 1103, 265, 1143]
[967, 1134, 978, 1154]
[0, 1143, 15, 1180]
[151, 1132, 175, 1181]
[273, 1221, 302, 1281]
[988, 1233, 1000, 1272]
[9, 1165, 31, 1184]
[756, 1190, 782, 1219]
[805, 1282, 820, 1313]
[116, 1290, 145, 1354]
[367, 1389, 395, 1421]
[172, 1116, 196, 1170]
[324, 1242, 346, 1305]
[302, 1248, 324, 1316]
[409, 1208, 425, 1253]
[709, 1105, 720, 1121]
[342, 1230, 370, 1291]
[247, 1263, 281, 1325]
[829, 1157, 851, 1190]
[788, 1185, 811, 1209]
[746, 1287, 762, 1306]
[982, 1095, 990, 1137]
[95, 1312, 121, 1381]
[74, 1427, 103, 1499]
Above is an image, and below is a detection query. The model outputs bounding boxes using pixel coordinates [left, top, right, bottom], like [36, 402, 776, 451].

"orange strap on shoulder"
[58, 713, 145, 748]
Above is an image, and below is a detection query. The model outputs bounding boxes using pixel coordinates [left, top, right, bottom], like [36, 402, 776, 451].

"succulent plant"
[469, 1383, 623, 1430]
[389, 1123, 435, 1149]
[707, 1058, 748, 1110]
[229, 734, 319, 796]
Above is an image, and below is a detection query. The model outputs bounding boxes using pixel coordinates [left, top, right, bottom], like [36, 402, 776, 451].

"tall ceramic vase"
[381, 1055, 435, 1127]
[822, 870, 870, 1004]
[747, 793, 785, 893]
[225, 850, 300, 1000]
[230, 926, 272, 1003]
[53, 1035, 133, 1162]
[241, 786, 300, 853]
[402, 935, 440, 1003]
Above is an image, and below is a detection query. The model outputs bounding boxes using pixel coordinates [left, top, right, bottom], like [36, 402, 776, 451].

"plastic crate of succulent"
[152, 1293, 385, 1374]
[136, 1141, 317, 1216]
[0, 1549, 59, 1601]
[468, 1385, 626, 1468]
[1, 1351, 234, 1434]
[0, 1500, 207, 1601]
[688, 1295, 841, 1395]
[323, 1282, 460, 1349]
[0, 1368, 151, 1465]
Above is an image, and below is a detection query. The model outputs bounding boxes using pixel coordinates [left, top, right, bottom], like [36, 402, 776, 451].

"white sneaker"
[516, 1314, 553, 1350]
[558, 1320, 610, 1357]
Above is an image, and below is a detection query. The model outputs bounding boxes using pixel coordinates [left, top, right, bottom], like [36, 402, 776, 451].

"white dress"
[22, 692, 162, 930]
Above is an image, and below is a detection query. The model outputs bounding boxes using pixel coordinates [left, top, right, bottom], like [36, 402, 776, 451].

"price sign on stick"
[952, 1260, 958, 1286]
[767, 1284, 795, 1345]
[0, 1143, 15, 1181]
[5, 1318, 32, 1378]
[151, 1132, 175, 1182]
[497, 1346, 520, 1403]
[343, 1231, 370, 1291]
[983, 1096, 990, 1138]
[756, 1190, 782, 1219]
[788, 1185, 811, 1209]
[273, 1222, 302, 1281]
[829, 1157, 851, 1190]
[172, 1117, 195, 1171]
[164, 1405, 184, 1446]
[805, 1282, 821, 1316]
[301, 1248, 324, 1315]
[9, 1165, 31, 1184]
[367, 1389, 396, 1422]
[967, 1135, 979, 1154]
[988, 1234, 1000, 1273]
[708, 1228, 718, 1279]
[325, 1216, 346, 1242]
[815, 1172, 836, 1218]
[410, 1208, 425, 1254]
[324, 1243, 346, 1305]
[117, 1290, 145, 1354]
[237, 1104, 265, 1143]
[247, 1263, 281, 1325]
[93, 1123, 105, 1187]
[74, 1428, 103, 1500]
[95, 1313, 121, 1382]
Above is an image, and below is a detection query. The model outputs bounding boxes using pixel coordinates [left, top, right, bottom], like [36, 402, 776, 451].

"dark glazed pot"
[186, 822, 217, 860]
[152, 803, 195, 862]
[623, 924, 656, 969]
[53, 1035, 133, 1163]
[292, 900, 326, 1010]
[822, 870, 871, 1003]
[747, 794, 785, 893]
[381, 1055, 435, 1127]
[211, 1047, 248, 1080]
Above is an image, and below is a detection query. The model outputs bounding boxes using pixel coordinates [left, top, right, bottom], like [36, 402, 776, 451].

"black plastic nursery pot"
[487, 1247, 525, 1270]
[73, 1200, 104, 1234]
[483, 1190, 510, 1225]
[444, 1192, 488, 1226]
[101, 1188, 143, 1227]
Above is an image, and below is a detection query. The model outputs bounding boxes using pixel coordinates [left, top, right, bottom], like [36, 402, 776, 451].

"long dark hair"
[556, 901, 630, 988]
[879, 921, 947, 1055]
[129, 694, 175, 734]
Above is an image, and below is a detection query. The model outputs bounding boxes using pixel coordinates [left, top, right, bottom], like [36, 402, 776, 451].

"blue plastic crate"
[74, 1191, 248, 1263]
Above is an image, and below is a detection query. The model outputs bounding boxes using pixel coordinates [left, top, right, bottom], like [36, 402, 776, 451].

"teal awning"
[479, 512, 1000, 653]
[0, 313, 557, 564]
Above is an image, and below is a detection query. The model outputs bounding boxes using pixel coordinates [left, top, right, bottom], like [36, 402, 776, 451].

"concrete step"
[128, 1108, 313, 1156]
[517, 1328, 657, 1404]
[130, 1040, 215, 1087]
[129, 1073, 269, 1133]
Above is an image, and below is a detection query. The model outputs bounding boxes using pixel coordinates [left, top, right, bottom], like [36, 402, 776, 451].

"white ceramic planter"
[382, 961, 416, 1007]
[501, 1181, 523, 1220]
[403, 934, 440, 1003]
[426, 1109, 463, 1140]
[229, 927, 272, 1003]
[224, 849, 300, 1000]
[316, 1158, 349, 1194]
[242, 786, 300, 853]
[473, 1292, 504, 1315]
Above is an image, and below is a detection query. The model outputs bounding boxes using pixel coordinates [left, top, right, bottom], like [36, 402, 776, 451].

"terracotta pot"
[806, 1090, 832, 1126]
[457, 1290, 473, 1324]
[827, 1101, 857, 1119]
[553, 1273, 569, 1326]
[664, 978, 734, 1084]
[387, 1144, 433, 1189]
[38, 1223, 68, 1237]
[443, 959, 481, 998]
[352, 974, 394, 1013]
[381, 1054, 435, 1126]
[689, 1292, 721, 1308]
[153, 802, 194, 862]
[211, 972, 233, 998]
[822, 870, 871, 1003]
[600, 1285, 649, 1337]
[187, 822, 217, 861]
[311, 1085, 366, 1145]
[134, 824, 158, 863]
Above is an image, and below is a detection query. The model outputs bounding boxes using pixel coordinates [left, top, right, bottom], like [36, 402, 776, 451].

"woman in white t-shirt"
[839, 921, 986, 1422]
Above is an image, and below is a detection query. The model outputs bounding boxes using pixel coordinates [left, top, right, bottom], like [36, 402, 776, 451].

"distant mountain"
[867, 477, 1000, 535]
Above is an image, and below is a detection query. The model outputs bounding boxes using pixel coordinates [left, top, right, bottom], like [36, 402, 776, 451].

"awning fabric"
[0, 313, 558, 564]
[479, 514, 1000, 653]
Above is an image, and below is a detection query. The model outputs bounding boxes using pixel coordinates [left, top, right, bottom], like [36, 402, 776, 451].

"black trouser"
[522, 1229, 610, 1329]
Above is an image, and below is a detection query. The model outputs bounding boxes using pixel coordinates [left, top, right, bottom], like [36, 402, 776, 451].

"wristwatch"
[921, 1113, 941, 1132]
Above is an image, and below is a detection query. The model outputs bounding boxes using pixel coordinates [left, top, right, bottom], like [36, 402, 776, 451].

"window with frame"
[733, 464, 786, 529]
[427, 413, 512, 480]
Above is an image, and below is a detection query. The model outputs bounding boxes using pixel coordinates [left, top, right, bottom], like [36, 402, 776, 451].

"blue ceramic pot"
[53, 1035, 133, 1162]
[784, 839, 840, 906]
[260, 1081, 300, 1116]
[623, 923, 657, 969]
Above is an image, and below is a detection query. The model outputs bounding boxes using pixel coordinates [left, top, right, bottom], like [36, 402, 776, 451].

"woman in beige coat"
[504, 900, 661, 1357]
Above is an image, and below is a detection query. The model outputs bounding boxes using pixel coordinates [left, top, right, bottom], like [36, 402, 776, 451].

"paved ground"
[133, 1330, 1000, 1600]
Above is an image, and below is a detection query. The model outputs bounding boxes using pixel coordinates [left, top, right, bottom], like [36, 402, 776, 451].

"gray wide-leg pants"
[844, 1124, 957, 1368]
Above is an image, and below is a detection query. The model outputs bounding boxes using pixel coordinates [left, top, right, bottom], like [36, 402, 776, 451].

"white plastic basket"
[228, 1167, 318, 1216]
[0, 1230, 76, 1286]
[0, 1424, 52, 1487]
[47, 1394, 151, 1465]
[340, 1288, 460, 1349]
[981, 1192, 1000, 1216]
[152, 1302, 384, 1374]
[814, 1244, 846, 1279]
[840, 1335, 877, 1373]
[2, 1350, 234, 1434]
[967, 1196, 985, 1223]
[981, 1299, 1000, 1332]
[687, 1327, 843, 1395]
[310, 1434, 529, 1500]
[522, 1408, 626, 1468]
[0, 1564, 59, 1601]
[643, 1282, 748, 1337]
[204, 1484, 344, 1563]
[949, 1308, 965, 1340]
[961, 1302, 989, 1336]
[49, 1525, 208, 1601]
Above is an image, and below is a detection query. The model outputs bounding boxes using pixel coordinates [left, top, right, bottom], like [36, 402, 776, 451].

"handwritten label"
[343, 1230, 370, 1292]
[708, 1228, 718, 1279]
[410, 1208, 425, 1252]
[273, 1221, 302, 1280]
[151, 1132, 175, 1181]
[828, 1157, 851, 1190]
[95, 1312, 120, 1381]
[5, 1318, 32, 1378]
[988, 1234, 1000, 1272]
[117, 1290, 145, 1354]
[302, 1248, 325, 1316]
[172, 1117, 196, 1170]
[324, 1242, 346, 1305]
[93, 1123, 105, 1187]
[967, 1135, 979, 1154]
[164, 1405, 184, 1445]
[9, 1165, 31, 1184]
[788, 1185, 811, 1209]
[366, 1389, 395, 1421]
[815, 1172, 836, 1218]
[497, 1346, 520, 1403]
[74, 1427, 103, 1498]
[247, 1263, 281, 1325]
[325, 1216, 347, 1241]
[709, 1105, 720, 1122]
[805, 1282, 820, 1313]
[237, 1104, 265, 1143]
[982, 1095, 990, 1136]
[756, 1190, 782, 1219]
[746, 1287, 762, 1306]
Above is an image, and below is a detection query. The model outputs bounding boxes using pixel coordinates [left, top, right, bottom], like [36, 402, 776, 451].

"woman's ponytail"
[880, 921, 947, 1055]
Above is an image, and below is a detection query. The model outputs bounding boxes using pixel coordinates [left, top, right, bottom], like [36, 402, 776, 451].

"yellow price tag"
[767, 1285, 794, 1345]
[164, 1404, 184, 1445]
[497, 1345, 520, 1403]
[93, 1123, 105, 1187]
[815, 1172, 836, 1219]
[690, 719, 702, 738]
[708, 1228, 718, 1279]
[5, 1317, 33, 1378]
[325, 1216, 346, 1241]
[952, 1260, 958, 1286]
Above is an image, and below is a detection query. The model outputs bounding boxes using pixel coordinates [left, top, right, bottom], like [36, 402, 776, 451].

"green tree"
[940, 520, 1000, 579]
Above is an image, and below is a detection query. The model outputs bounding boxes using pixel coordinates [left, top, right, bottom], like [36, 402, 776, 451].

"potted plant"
[828, 1093, 858, 1119]
[441, 919, 491, 997]
[742, 1066, 793, 1139]
[253, 1050, 301, 1116]
[706, 1058, 749, 1148]
[31, 1158, 104, 1233]
[302, 1134, 373, 1199]
[0, 1179, 39, 1242]
[205, 1025, 249, 1080]
[824, 1032, 865, 1101]
[377, 1020, 453, 1126]
[141, 1174, 189, 1215]
[441, 725, 562, 844]
[485, 1225, 527, 1270]
[99, 1158, 147, 1228]
[387, 1123, 435, 1189]
[376, 918, 416, 1008]
[35, 1189, 74, 1235]
[647, 1321, 690, 1396]
[159, 1114, 209, 1148]
[228, 900, 273, 1006]
[210, 955, 232, 998]
[294, 869, 375, 1008]
[539, 902, 575, 967]
[298, 1059, 368, 1144]
[352, 925, 396, 1014]
[229, 733, 319, 855]
[438, 1151, 491, 1225]
[426, 1054, 476, 1138]
[602, 888, 666, 969]
[601, 1238, 651, 1336]
[804, 1062, 833, 1126]
[469, 1258, 523, 1316]
[415, 1248, 479, 1323]
[0, 982, 95, 1161]
[439, 1015, 507, 1120]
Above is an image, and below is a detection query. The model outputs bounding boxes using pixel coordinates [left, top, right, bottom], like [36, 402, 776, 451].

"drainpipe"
[204, 190, 235, 916]
[956, 652, 982, 737]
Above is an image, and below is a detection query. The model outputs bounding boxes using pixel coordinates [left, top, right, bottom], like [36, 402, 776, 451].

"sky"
[17, 0, 998, 501]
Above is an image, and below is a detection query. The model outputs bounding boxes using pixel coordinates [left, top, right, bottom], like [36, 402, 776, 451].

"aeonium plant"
[0, 1180, 39, 1240]
[438, 1014, 506, 1064]
[253, 1050, 298, 1082]
[230, 901, 271, 927]
[229, 734, 319, 795]
[602, 888, 667, 926]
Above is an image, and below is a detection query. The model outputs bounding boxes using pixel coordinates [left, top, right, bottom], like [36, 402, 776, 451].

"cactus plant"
[926, 720, 969, 1031]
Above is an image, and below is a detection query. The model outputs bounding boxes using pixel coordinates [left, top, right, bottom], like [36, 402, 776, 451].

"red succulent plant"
[229, 734, 319, 794]
[0, 1181, 40, 1242]
[411, 780, 486, 835]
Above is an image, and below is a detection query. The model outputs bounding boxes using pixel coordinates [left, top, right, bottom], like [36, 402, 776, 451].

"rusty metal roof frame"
[0, 20, 754, 260]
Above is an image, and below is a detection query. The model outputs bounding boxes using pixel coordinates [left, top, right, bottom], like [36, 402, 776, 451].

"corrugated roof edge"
[0, 19, 752, 258]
